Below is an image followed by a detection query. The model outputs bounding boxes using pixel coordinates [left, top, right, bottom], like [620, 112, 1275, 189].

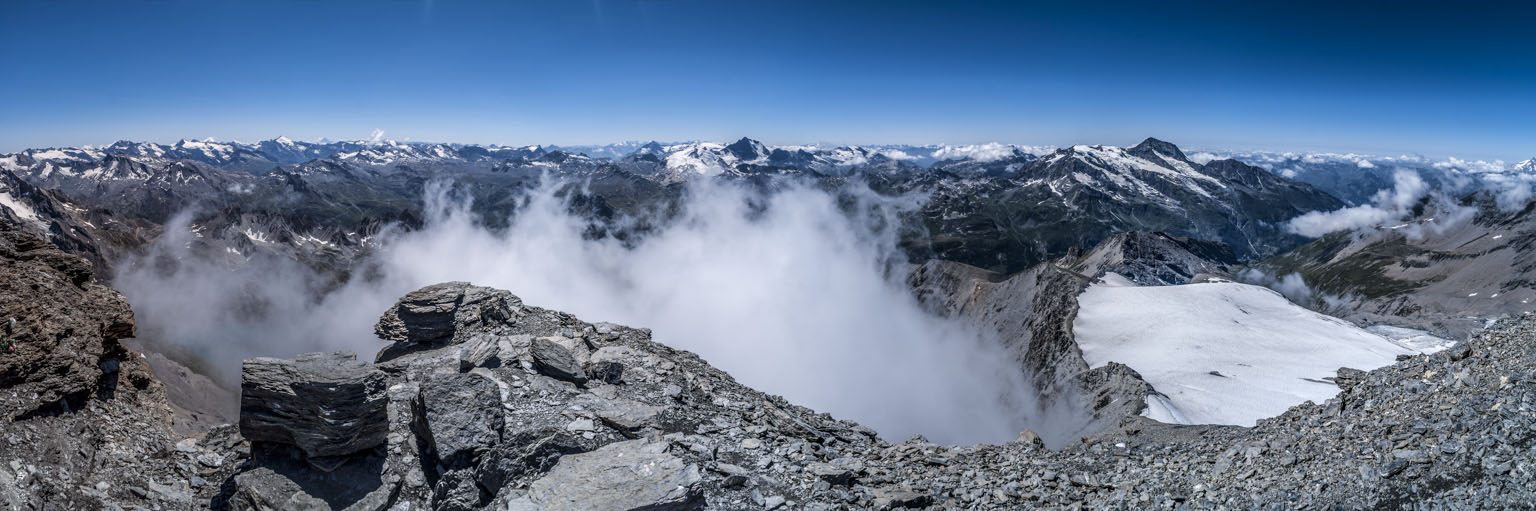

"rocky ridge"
[226, 280, 1535, 510]
[0, 246, 1529, 509]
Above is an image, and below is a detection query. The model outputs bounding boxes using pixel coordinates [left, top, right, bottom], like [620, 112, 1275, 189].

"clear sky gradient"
[3, 1, 1533, 160]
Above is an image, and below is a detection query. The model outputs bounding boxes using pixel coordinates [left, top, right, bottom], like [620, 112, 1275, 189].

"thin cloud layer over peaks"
[1284, 170, 1476, 239]
[1285, 170, 1425, 237]
[115, 179, 1076, 445]
[930, 143, 1053, 162]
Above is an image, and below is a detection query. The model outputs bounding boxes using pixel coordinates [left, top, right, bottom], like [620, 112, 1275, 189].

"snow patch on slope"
[0, 192, 40, 225]
[1364, 325, 1455, 353]
[1073, 274, 1422, 426]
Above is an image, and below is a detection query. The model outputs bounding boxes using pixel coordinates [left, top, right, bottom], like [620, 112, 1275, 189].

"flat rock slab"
[507, 439, 702, 511]
[531, 336, 590, 383]
[573, 393, 664, 431]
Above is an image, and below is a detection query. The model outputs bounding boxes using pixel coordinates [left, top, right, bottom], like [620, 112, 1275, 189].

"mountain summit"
[1128, 137, 1189, 162]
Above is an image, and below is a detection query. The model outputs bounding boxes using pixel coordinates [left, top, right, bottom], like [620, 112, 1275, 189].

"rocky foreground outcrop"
[232, 282, 891, 510]
[0, 222, 243, 509]
[227, 280, 1535, 510]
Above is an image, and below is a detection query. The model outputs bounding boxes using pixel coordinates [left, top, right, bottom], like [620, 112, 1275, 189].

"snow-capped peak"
[663, 142, 734, 177]
[723, 137, 771, 163]
[1514, 158, 1536, 173]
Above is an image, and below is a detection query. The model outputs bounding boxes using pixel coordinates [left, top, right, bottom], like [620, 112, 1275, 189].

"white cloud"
[875, 148, 917, 161]
[1285, 204, 1399, 238]
[1285, 170, 1425, 237]
[369, 128, 386, 143]
[1285, 168, 1483, 239]
[1237, 268, 1356, 313]
[1496, 181, 1533, 212]
[1186, 152, 1222, 165]
[1432, 156, 1506, 173]
[932, 143, 1025, 162]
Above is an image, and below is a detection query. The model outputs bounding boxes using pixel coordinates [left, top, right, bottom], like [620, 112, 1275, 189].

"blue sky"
[2, 1, 1533, 160]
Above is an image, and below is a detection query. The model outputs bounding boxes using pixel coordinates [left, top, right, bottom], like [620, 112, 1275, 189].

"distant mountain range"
[1, 136, 1360, 274]
[2, 136, 1532, 328]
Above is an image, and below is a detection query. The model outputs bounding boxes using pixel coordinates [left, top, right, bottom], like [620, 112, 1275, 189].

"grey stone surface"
[420, 372, 504, 468]
[531, 335, 590, 383]
[374, 281, 520, 346]
[507, 439, 702, 511]
[239, 352, 389, 461]
[574, 392, 665, 432]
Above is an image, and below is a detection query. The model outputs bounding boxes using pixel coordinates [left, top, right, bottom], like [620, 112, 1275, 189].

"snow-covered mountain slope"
[1515, 158, 1536, 173]
[552, 140, 672, 159]
[622, 137, 930, 180]
[1073, 273, 1438, 426]
[0, 168, 152, 276]
[907, 231, 1252, 435]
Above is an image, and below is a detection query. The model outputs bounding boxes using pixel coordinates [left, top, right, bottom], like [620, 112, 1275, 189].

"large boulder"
[240, 352, 389, 463]
[420, 372, 504, 469]
[374, 282, 520, 346]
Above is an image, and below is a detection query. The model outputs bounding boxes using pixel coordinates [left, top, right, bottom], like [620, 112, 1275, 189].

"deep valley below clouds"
[116, 179, 1075, 445]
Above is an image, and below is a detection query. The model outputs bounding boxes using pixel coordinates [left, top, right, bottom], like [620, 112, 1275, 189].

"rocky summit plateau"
[0, 221, 1532, 510]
